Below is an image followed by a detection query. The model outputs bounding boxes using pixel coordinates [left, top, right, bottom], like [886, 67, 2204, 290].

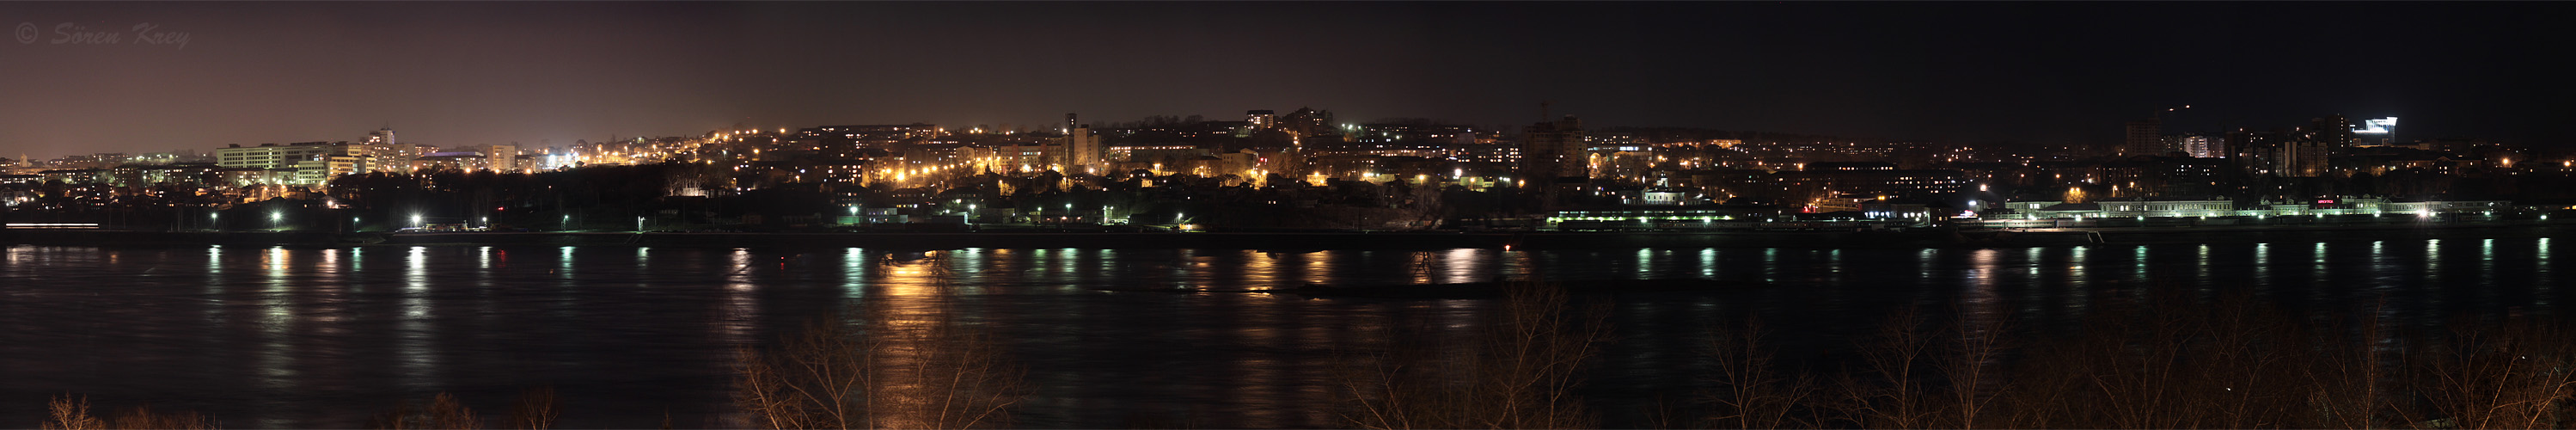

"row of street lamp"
[211, 205, 1188, 233]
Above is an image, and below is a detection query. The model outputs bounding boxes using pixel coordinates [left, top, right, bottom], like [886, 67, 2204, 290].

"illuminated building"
[1317, 123, 1475, 158]
[791, 124, 939, 158]
[2173, 133, 2219, 158]
[1773, 168, 1968, 200]
[2352, 116, 2398, 146]
[1245, 110, 1276, 129]
[483, 144, 522, 173]
[412, 151, 492, 172]
[215, 141, 374, 186]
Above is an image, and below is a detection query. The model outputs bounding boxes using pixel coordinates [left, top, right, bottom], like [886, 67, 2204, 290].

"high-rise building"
[2285, 138, 2328, 177]
[2226, 128, 2285, 176]
[2307, 114, 2357, 156]
[2122, 119, 2163, 157]
[1521, 115, 1587, 181]
[1066, 122, 1104, 175]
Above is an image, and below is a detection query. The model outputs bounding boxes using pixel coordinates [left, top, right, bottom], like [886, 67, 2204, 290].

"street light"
[269, 212, 281, 230]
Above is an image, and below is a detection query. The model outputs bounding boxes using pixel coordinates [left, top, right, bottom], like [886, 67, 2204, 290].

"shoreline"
[4, 222, 2572, 249]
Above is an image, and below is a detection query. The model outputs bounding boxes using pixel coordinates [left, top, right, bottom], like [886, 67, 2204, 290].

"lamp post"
[269, 212, 281, 231]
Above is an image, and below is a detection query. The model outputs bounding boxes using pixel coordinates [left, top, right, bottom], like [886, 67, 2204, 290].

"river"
[0, 239, 2565, 427]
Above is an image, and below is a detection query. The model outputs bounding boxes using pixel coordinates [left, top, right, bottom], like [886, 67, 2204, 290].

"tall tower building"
[2122, 119, 2163, 157]
[1067, 123, 1103, 175]
[2308, 114, 2357, 156]
[1521, 115, 1587, 181]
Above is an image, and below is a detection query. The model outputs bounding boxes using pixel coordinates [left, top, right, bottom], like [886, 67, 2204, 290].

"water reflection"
[1, 242, 2568, 428]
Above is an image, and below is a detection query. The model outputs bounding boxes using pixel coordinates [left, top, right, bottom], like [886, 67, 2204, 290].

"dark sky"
[1, 2, 2567, 159]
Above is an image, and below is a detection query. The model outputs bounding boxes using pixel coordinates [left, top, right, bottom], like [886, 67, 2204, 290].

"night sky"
[1, 2, 2567, 158]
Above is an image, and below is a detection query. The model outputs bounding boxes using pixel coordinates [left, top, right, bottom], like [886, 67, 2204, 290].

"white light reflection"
[1963, 249, 2003, 326]
[2196, 244, 2212, 295]
[1698, 248, 1717, 279]
[845, 248, 869, 299]
[2426, 239, 2441, 280]
[558, 246, 575, 280]
[256, 247, 297, 396]
[399, 246, 437, 392]
[2541, 238, 2555, 308]
[721, 248, 757, 346]
[2132, 245, 2149, 283]
[2068, 246, 2090, 285]
[2026, 247, 2042, 279]
[2312, 242, 2330, 305]
[2480, 238, 2495, 280]
[2254, 243, 2271, 295]
[1444, 248, 1482, 285]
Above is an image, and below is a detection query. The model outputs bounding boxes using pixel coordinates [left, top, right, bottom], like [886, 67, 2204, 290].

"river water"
[0, 239, 2566, 427]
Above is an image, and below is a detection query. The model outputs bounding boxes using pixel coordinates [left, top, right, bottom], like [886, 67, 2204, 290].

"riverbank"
[3, 222, 2570, 249]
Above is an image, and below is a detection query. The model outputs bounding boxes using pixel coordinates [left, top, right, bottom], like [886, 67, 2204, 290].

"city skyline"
[3, 2, 2570, 158]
